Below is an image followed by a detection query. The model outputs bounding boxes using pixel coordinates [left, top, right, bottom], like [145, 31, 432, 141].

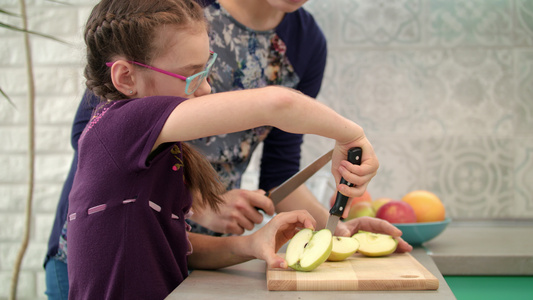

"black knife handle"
[329, 147, 362, 217]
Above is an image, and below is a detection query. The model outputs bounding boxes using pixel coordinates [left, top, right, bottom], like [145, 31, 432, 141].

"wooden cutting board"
[267, 253, 439, 291]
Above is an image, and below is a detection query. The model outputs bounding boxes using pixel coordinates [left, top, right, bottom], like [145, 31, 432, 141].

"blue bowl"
[393, 218, 451, 246]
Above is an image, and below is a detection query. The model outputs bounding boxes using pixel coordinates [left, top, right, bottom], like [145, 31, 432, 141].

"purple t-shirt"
[67, 96, 191, 299]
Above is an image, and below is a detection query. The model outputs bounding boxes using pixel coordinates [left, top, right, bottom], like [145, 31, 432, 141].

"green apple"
[327, 236, 360, 262]
[286, 228, 333, 271]
[346, 201, 376, 220]
[371, 197, 392, 213]
[352, 231, 398, 257]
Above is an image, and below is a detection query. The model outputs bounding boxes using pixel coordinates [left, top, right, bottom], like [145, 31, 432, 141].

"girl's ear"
[109, 61, 138, 97]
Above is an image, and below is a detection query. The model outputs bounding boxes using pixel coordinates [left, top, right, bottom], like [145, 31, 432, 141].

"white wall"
[301, 0, 533, 219]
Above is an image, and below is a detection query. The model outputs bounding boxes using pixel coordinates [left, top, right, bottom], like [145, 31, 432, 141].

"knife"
[210, 149, 333, 236]
[325, 147, 362, 233]
[266, 149, 333, 205]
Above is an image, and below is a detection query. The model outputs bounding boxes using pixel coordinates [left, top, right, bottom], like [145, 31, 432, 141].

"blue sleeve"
[195, 0, 214, 8]
[258, 8, 327, 192]
[259, 129, 304, 191]
[277, 8, 327, 98]
[72, 90, 100, 150]
[45, 90, 99, 264]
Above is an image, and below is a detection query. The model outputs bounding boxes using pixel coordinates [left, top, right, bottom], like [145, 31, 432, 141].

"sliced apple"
[352, 231, 398, 257]
[327, 236, 360, 262]
[286, 228, 333, 271]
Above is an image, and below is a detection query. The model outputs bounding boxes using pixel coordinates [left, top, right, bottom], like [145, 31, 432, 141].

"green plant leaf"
[0, 8, 20, 17]
[0, 21, 67, 44]
[47, 0, 72, 5]
[0, 87, 16, 107]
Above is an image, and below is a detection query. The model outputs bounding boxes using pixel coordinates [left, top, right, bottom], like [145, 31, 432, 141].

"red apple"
[375, 200, 417, 223]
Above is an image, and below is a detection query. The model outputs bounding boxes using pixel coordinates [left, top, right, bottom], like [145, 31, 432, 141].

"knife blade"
[325, 147, 362, 233]
[266, 149, 333, 205]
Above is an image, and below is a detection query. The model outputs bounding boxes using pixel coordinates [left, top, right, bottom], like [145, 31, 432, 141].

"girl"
[67, 0, 379, 299]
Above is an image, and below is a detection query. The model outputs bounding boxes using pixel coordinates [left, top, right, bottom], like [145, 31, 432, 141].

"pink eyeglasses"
[106, 51, 217, 95]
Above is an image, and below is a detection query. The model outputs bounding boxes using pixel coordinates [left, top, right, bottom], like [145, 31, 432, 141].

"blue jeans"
[44, 257, 69, 300]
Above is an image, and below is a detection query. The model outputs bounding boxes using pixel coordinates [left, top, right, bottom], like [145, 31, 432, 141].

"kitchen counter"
[166, 220, 533, 298]
[166, 248, 456, 299]
[423, 219, 533, 275]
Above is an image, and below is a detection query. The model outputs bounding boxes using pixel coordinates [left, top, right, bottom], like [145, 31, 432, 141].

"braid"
[84, 11, 154, 100]
[84, 14, 121, 100]
[84, 0, 205, 100]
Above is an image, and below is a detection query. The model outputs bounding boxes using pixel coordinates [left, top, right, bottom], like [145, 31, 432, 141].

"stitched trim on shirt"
[88, 204, 107, 215]
[149, 201, 161, 212]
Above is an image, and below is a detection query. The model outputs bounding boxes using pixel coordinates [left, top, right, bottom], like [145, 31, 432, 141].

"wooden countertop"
[166, 248, 456, 299]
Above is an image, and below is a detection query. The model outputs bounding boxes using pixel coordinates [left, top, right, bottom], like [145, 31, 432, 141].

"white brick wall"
[0, 1, 97, 299]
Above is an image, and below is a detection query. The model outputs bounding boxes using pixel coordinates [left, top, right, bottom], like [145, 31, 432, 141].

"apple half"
[327, 236, 360, 262]
[352, 231, 398, 257]
[286, 228, 333, 271]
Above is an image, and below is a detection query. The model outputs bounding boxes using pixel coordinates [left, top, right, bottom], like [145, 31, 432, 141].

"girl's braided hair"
[84, 0, 224, 212]
[84, 0, 205, 100]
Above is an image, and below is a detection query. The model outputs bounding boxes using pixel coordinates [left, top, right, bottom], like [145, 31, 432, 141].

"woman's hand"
[342, 216, 413, 253]
[327, 195, 408, 250]
[326, 182, 411, 252]
[190, 189, 275, 234]
[248, 210, 316, 269]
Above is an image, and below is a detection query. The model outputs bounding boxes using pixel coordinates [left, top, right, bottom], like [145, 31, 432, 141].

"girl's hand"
[331, 137, 379, 202]
[249, 210, 316, 269]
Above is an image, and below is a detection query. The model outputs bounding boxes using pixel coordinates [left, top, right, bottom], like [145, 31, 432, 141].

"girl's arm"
[158, 86, 360, 147]
[187, 210, 316, 270]
[186, 233, 254, 269]
[158, 86, 378, 198]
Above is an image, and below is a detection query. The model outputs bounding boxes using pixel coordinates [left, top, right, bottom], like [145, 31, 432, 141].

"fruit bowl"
[393, 218, 451, 246]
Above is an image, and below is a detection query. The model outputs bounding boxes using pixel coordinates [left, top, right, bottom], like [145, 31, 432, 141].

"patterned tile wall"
[298, 0, 533, 219]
